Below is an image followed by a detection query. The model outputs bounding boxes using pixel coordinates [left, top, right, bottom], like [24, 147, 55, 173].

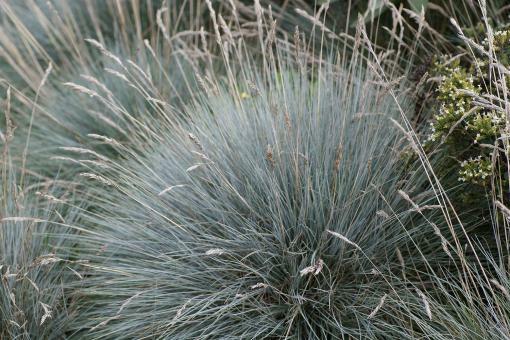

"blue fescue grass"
[2, 0, 510, 339]
[58, 28, 460, 336]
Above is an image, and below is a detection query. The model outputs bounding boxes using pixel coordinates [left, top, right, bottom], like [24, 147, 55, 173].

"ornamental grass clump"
[62, 26, 458, 336]
[4, 0, 510, 339]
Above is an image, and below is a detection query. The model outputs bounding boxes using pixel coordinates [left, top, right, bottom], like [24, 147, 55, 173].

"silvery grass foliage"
[0, 130, 82, 338]
[0, 0, 449, 180]
[1, 48, 197, 180]
[0, 0, 209, 179]
[62, 31, 456, 336]
[0, 0, 349, 181]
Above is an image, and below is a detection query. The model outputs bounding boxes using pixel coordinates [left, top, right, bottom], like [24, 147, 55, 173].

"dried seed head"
[87, 134, 120, 146]
[267, 19, 277, 47]
[35, 191, 64, 203]
[490, 279, 510, 300]
[200, 26, 209, 52]
[118, 291, 144, 314]
[3, 87, 14, 142]
[266, 144, 274, 168]
[300, 259, 324, 277]
[294, 26, 301, 57]
[370, 268, 382, 276]
[85, 38, 124, 66]
[205, 0, 222, 45]
[64, 82, 98, 98]
[188, 133, 204, 151]
[395, 247, 406, 279]
[250, 282, 269, 290]
[205, 248, 227, 256]
[368, 294, 387, 319]
[158, 185, 186, 196]
[39, 62, 53, 89]
[105, 68, 130, 83]
[295, 8, 334, 36]
[218, 14, 233, 43]
[327, 230, 362, 251]
[25, 277, 39, 292]
[334, 144, 343, 172]
[284, 111, 292, 129]
[90, 315, 121, 331]
[80, 173, 113, 186]
[40, 302, 52, 325]
[376, 210, 389, 219]
[416, 289, 432, 320]
[204, 75, 219, 96]
[398, 190, 419, 210]
[431, 223, 453, 259]
[396, 248, 405, 267]
[32, 254, 61, 267]
[196, 73, 211, 97]
[174, 301, 187, 320]
[60, 146, 108, 161]
[156, 7, 171, 42]
[186, 164, 205, 173]
[81, 74, 114, 98]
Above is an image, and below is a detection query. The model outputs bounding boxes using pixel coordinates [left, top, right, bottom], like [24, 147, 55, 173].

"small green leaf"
[408, 0, 429, 12]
